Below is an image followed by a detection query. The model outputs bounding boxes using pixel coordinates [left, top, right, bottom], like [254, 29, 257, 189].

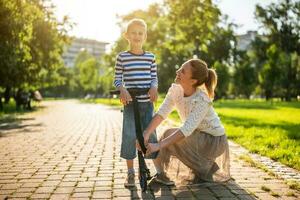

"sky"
[52, 0, 276, 49]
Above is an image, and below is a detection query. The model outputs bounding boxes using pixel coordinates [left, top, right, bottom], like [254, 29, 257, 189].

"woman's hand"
[146, 143, 160, 156]
[144, 132, 150, 146]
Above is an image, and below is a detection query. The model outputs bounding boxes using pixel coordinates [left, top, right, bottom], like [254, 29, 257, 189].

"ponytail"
[205, 69, 217, 99]
[188, 58, 218, 99]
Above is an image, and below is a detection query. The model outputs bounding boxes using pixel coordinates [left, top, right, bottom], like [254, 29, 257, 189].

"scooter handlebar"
[110, 88, 150, 96]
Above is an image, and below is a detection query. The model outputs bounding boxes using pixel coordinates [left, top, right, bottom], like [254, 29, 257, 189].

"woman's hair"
[125, 18, 147, 33]
[188, 59, 217, 99]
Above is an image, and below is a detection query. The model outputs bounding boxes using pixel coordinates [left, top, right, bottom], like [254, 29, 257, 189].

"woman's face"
[175, 62, 196, 88]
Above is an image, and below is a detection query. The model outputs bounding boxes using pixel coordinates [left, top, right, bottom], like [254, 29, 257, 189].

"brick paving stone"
[112, 188, 131, 197]
[18, 179, 44, 183]
[15, 187, 36, 193]
[53, 187, 74, 194]
[9, 192, 32, 198]
[236, 194, 257, 200]
[92, 191, 112, 199]
[219, 197, 240, 200]
[72, 192, 91, 198]
[47, 174, 64, 180]
[0, 190, 15, 195]
[0, 100, 299, 200]
[49, 194, 70, 200]
[34, 186, 56, 194]
[210, 189, 236, 198]
[77, 181, 95, 188]
[94, 186, 113, 191]
[59, 181, 77, 187]
[30, 193, 51, 199]
[73, 187, 93, 193]
[190, 187, 213, 195]
[21, 182, 41, 188]
[41, 180, 61, 187]
[1, 183, 22, 190]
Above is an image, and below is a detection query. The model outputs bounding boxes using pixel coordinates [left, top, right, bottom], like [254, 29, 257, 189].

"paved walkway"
[0, 100, 299, 200]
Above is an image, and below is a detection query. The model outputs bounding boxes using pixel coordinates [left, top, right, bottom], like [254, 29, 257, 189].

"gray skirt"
[158, 129, 230, 183]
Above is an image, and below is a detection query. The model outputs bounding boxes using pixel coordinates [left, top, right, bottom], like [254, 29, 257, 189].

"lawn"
[213, 100, 300, 170]
[0, 100, 40, 123]
[86, 97, 300, 170]
[0, 100, 24, 122]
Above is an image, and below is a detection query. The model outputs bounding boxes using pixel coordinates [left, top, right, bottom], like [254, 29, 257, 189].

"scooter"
[110, 88, 153, 192]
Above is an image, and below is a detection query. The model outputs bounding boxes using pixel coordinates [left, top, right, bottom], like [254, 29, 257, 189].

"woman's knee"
[162, 128, 178, 139]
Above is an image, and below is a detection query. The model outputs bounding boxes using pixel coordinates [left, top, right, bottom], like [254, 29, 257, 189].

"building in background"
[63, 38, 108, 67]
[236, 30, 258, 51]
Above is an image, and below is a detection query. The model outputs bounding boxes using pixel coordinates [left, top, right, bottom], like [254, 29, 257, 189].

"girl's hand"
[120, 88, 132, 105]
[146, 143, 160, 156]
[136, 140, 142, 151]
[148, 87, 158, 102]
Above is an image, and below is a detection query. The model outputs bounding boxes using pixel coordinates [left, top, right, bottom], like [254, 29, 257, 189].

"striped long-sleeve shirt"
[114, 51, 158, 102]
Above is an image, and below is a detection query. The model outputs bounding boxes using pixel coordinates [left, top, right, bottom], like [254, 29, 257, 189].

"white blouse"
[157, 84, 225, 137]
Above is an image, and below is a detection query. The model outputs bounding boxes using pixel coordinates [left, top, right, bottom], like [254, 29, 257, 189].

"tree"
[0, 0, 71, 102]
[102, 0, 235, 94]
[0, 0, 32, 101]
[78, 58, 100, 95]
[259, 44, 282, 100]
[213, 61, 230, 99]
[232, 51, 257, 99]
[255, 0, 300, 100]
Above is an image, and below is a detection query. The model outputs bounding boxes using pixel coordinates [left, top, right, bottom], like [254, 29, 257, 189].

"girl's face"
[125, 24, 147, 49]
[175, 62, 197, 88]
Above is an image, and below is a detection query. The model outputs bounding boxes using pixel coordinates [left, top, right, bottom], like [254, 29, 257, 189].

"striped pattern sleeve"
[150, 56, 158, 88]
[114, 54, 123, 88]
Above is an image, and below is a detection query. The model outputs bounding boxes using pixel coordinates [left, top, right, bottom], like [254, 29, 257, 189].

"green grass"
[81, 98, 123, 108]
[261, 185, 271, 192]
[0, 100, 24, 122]
[286, 180, 300, 191]
[90, 97, 300, 170]
[0, 100, 40, 122]
[213, 99, 300, 170]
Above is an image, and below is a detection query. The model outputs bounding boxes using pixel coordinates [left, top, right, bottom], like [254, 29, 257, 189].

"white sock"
[128, 168, 135, 175]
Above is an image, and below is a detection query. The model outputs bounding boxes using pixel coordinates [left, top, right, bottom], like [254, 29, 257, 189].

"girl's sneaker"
[124, 173, 135, 187]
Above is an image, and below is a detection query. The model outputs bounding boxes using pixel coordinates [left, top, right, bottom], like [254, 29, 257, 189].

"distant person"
[32, 90, 43, 102]
[113, 18, 163, 187]
[143, 58, 230, 184]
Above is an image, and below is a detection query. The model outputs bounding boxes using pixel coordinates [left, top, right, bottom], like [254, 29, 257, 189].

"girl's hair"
[125, 18, 147, 33]
[188, 59, 217, 99]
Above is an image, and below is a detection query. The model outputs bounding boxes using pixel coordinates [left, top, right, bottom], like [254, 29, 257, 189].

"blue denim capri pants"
[121, 101, 158, 160]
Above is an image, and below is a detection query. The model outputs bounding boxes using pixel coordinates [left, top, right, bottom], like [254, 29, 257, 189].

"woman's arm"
[144, 114, 164, 143]
[146, 129, 185, 154]
[144, 84, 178, 144]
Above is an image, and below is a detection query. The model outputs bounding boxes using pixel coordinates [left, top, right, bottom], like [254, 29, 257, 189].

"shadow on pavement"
[0, 117, 43, 138]
[126, 179, 256, 199]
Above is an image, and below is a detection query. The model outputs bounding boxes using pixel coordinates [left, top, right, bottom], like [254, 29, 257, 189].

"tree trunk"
[0, 96, 3, 110]
[4, 86, 11, 103]
[265, 90, 272, 101]
[285, 57, 292, 101]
